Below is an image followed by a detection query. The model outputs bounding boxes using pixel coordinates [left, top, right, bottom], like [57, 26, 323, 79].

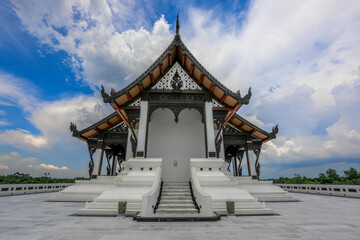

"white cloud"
[29, 163, 68, 171]
[0, 119, 10, 126]
[0, 130, 47, 148]
[0, 71, 38, 111]
[11, 0, 173, 90]
[0, 152, 69, 176]
[0, 71, 112, 151]
[181, 1, 360, 165]
[0, 94, 112, 151]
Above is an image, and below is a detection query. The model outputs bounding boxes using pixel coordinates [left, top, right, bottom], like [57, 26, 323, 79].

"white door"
[147, 108, 205, 182]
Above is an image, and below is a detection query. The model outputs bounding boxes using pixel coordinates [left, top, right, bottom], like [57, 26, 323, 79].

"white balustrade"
[190, 167, 213, 216]
[275, 184, 360, 198]
[0, 183, 73, 197]
[140, 167, 162, 217]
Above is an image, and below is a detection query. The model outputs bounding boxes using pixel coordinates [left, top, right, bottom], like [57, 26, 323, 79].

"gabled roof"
[70, 15, 278, 143]
[100, 15, 252, 109]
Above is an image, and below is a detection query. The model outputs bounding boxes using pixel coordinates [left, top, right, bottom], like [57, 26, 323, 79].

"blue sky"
[0, 0, 359, 178]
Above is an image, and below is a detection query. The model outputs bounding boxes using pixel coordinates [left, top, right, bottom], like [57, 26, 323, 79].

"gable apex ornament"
[175, 13, 181, 40]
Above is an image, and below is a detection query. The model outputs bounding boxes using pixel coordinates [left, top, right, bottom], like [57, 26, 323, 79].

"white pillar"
[126, 128, 133, 160]
[205, 101, 216, 157]
[111, 155, 117, 175]
[246, 149, 257, 178]
[136, 100, 148, 157]
[215, 129, 225, 160]
[92, 140, 104, 179]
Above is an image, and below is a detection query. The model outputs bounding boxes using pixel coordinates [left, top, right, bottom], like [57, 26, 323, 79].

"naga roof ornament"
[269, 124, 279, 139]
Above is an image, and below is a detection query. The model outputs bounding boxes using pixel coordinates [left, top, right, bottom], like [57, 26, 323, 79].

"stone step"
[162, 192, 191, 196]
[162, 189, 189, 194]
[163, 183, 189, 187]
[161, 195, 192, 199]
[155, 182, 198, 215]
[160, 199, 194, 204]
[163, 184, 189, 188]
[158, 204, 196, 209]
[156, 208, 198, 214]
[162, 187, 190, 191]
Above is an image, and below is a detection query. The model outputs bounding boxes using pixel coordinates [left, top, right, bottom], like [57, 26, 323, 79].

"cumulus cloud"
[29, 163, 68, 171]
[1, 0, 173, 152]
[0, 129, 47, 148]
[0, 151, 70, 175]
[0, 152, 69, 176]
[180, 1, 360, 167]
[0, 72, 112, 151]
[27, 95, 112, 148]
[0, 94, 112, 151]
[11, 0, 173, 90]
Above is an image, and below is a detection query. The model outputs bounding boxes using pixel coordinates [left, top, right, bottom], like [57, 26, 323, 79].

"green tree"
[344, 167, 359, 181]
[325, 168, 341, 183]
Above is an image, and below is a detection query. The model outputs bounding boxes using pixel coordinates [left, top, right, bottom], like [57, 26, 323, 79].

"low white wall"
[0, 183, 73, 197]
[190, 167, 213, 216]
[275, 184, 360, 198]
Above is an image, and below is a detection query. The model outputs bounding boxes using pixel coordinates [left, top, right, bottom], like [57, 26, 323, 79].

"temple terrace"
[49, 15, 298, 221]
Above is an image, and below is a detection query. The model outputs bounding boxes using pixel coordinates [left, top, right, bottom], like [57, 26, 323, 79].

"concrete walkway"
[0, 192, 359, 239]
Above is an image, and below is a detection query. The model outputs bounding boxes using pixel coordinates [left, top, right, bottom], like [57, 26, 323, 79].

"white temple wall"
[147, 108, 206, 182]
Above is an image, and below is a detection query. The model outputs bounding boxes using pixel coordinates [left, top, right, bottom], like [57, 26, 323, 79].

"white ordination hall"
[51, 16, 298, 221]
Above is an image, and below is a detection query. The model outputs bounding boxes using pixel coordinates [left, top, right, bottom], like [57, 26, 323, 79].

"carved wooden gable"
[152, 62, 202, 91]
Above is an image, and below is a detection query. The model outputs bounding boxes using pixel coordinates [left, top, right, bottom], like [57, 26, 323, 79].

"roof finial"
[176, 13, 180, 35]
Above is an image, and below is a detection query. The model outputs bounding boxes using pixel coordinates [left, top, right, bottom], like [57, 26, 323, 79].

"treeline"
[273, 167, 360, 185]
[0, 172, 88, 184]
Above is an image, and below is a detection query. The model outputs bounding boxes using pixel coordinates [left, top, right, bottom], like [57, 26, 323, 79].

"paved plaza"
[0, 192, 359, 240]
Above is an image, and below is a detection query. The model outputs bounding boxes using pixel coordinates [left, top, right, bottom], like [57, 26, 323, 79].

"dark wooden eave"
[228, 113, 278, 143]
[71, 112, 124, 140]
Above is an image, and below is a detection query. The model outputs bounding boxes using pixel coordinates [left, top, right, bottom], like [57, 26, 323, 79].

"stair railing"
[153, 180, 163, 213]
[189, 180, 200, 213]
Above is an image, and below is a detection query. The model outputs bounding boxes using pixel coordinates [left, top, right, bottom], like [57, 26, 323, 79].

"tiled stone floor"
[0, 192, 359, 239]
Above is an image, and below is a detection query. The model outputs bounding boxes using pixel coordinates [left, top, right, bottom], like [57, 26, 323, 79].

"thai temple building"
[51, 15, 297, 221]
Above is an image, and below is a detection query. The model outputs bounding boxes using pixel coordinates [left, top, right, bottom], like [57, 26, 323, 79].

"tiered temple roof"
[72, 15, 278, 143]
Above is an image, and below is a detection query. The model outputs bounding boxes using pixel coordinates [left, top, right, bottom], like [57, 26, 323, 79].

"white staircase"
[190, 158, 275, 216]
[156, 182, 199, 215]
